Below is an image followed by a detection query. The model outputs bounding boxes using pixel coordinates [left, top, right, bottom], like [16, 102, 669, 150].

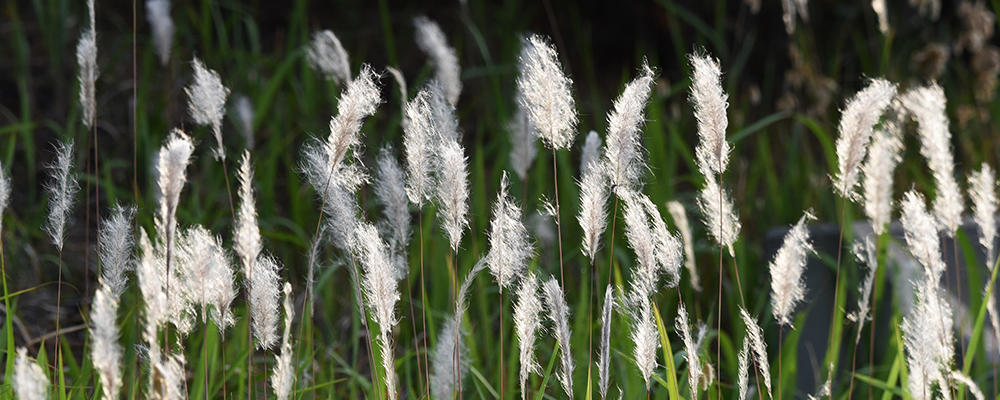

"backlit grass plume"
[154, 130, 194, 285]
[740, 307, 773, 398]
[971, 163, 997, 268]
[598, 285, 614, 399]
[404, 88, 435, 206]
[307, 30, 351, 87]
[676, 302, 702, 399]
[177, 225, 236, 330]
[769, 211, 815, 327]
[689, 53, 730, 177]
[861, 116, 904, 235]
[374, 146, 411, 281]
[77, 0, 98, 129]
[186, 57, 231, 161]
[514, 272, 543, 400]
[667, 201, 700, 291]
[99, 204, 135, 297]
[247, 253, 282, 349]
[901, 84, 964, 235]
[14, 347, 49, 400]
[272, 282, 295, 400]
[509, 93, 538, 182]
[518, 34, 578, 150]
[698, 175, 740, 255]
[0, 166, 10, 232]
[602, 61, 654, 195]
[581, 130, 602, 177]
[738, 340, 750, 400]
[832, 78, 896, 200]
[623, 191, 683, 298]
[543, 276, 575, 398]
[145, 0, 173, 66]
[578, 162, 609, 263]
[353, 222, 401, 400]
[45, 139, 80, 251]
[90, 287, 123, 400]
[847, 237, 878, 343]
[486, 172, 533, 291]
[435, 124, 470, 252]
[900, 190, 947, 279]
[414, 16, 461, 106]
[431, 261, 486, 399]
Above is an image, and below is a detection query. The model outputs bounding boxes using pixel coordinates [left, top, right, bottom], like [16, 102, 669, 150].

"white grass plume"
[436, 128, 470, 252]
[154, 130, 194, 267]
[832, 78, 897, 200]
[971, 163, 997, 268]
[542, 276, 575, 398]
[740, 307, 773, 398]
[872, 0, 889, 34]
[353, 222, 401, 400]
[737, 340, 750, 400]
[375, 146, 411, 281]
[90, 287, 122, 400]
[518, 34, 578, 150]
[312, 64, 381, 192]
[77, 0, 98, 129]
[414, 16, 461, 106]
[781, 0, 810, 34]
[232, 95, 255, 149]
[234, 150, 261, 263]
[14, 347, 49, 400]
[902, 283, 955, 400]
[186, 57, 230, 161]
[769, 211, 815, 327]
[403, 88, 436, 206]
[386, 66, 408, 129]
[950, 371, 985, 400]
[807, 367, 833, 400]
[272, 282, 295, 400]
[486, 172, 533, 291]
[431, 260, 487, 399]
[630, 299, 658, 389]
[603, 61, 654, 195]
[45, 139, 80, 250]
[675, 302, 702, 399]
[901, 190, 947, 280]
[177, 225, 236, 330]
[146, 0, 173, 66]
[247, 253, 282, 349]
[99, 203, 135, 298]
[0, 166, 9, 232]
[623, 191, 683, 299]
[149, 351, 186, 400]
[580, 130, 602, 177]
[137, 228, 167, 343]
[578, 162, 609, 264]
[689, 53, 730, 177]
[428, 80, 462, 143]
[598, 285, 614, 399]
[698, 175, 740, 256]
[667, 201, 700, 291]
[514, 272, 543, 399]
[848, 237, 878, 344]
[509, 97, 538, 181]
[901, 84, 964, 235]
[861, 117, 904, 235]
[307, 30, 351, 87]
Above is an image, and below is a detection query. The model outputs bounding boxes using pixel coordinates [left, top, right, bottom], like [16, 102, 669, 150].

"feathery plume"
[177, 226, 236, 330]
[602, 61, 655, 195]
[623, 191, 683, 299]
[353, 222, 401, 400]
[90, 287, 123, 400]
[740, 307, 773, 398]
[247, 253, 282, 349]
[832, 78, 897, 199]
[186, 57, 230, 161]
[436, 129, 470, 252]
[676, 302, 702, 399]
[77, 0, 98, 129]
[14, 348, 49, 400]
[848, 237, 878, 344]
[45, 139, 80, 250]
[807, 366, 833, 400]
[137, 228, 167, 342]
[769, 211, 815, 327]
[689, 53, 730, 176]
[737, 340, 750, 400]
[232, 95, 255, 149]
[872, 0, 889, 34]
[145, 0, 173, 66]
[698, 175, 740, 256]
[403, 88, 435, 206]
[149, 352, 186, 400]
[578, 163, 609, 264]
[0, 166, 9, 232]
[414, 16, 461, 106]
[271, 283, 295, 400]
[515, 272, 543, 399]
[971, 163, 997, 268]
[580, 130, 602, 177]
[154, 130, 194, 270]
[543, 276, 575, 398]
[307, 30, 351, 87]
[428, 81, 462, 143]
[386, 66, 408, 128]
[900, 190, 947, 280]
[950, 371, 985, 400]
[902, 283, 955, 400]
[509, 97, 538, 181]
[374, 146, 411, 281]
[861, 117, 904, 235]
[598, 285, 614, 399]
[431, 261, 486, 399]
[99, 204, 136, 298]
[518, 34, 578, 150]
[667, 201, 700, 291]
[631, 300, 659, 389]
[486, 172, 533, 291]
[901, 84, 964, 235]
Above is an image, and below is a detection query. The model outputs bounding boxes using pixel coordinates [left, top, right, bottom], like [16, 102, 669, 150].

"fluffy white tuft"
[514, 272, 543, 398]
[234, 150, 262, 274]
[517, 34, 578, 150]
[971, 163, 998, 268]
[307, 30, 351, 87]
[667, 201, 700, 291]
[832, 78, 897, 200]
[99, 203, 136, 298]
[271, 283, 296, 400]
[769, 211, 815, 327]
[45, 139, 80, 250]
[509, 97, 539, 181]
[580, 130, 602, 178]
[14, 348, 50, 400]
[352, 222, 401, 400]
[403, 88, 436, 206]
[543, 276, 575, 398]
[414, 16, 462, 106]
[76, 0, 98, 129]
[848, 237, 878, 344]
[578, 162, 610, 264]
[603, 61, 654, 195]
[598, 285, 614, 399]
[689, 53, 730, 177]
[901, 190, 947, 280]
[486, 172, 533, 291]
[232, 95, 255, 149]
[145, 0, 174, 66]
[90, 287, 123, 400]
[374, 146, 412, 281]
[0, 166, 10, 232]
[247, 253, 282, 349]
[177, 225, 236, 330]
[861, 115, 904, 235]
[186, 57, 231, 161]
[740, 307, 773, 398]
[435, 128, 470, 252]
[737, 340, 750, 400]
[698, 175, 741, 256]
[676, 302, 702, 399]
[623, 191, 683, 301]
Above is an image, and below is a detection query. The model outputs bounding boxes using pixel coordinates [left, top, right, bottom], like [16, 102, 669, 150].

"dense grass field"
[2, 0, 1000, 399]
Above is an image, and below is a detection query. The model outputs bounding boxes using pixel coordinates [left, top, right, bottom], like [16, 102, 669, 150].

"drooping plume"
[769, 211, 815, 327]
[248, 253, 282, 349]
[14, 348, 49, 400]
[740, 307, 773, 398]
[77, 0, 98, 129]
[900, 84, 964, 235]
[436, 128, 470, 252]
[45, 139, 80, 251]
[154, 130, 194, 255]
[689, 53, 730, 177]
[307, 30, 351, 87]
[509, 96, 538, 181]
[486, 172, 533, 291]
[414, 16, 461, 106]
[90, 287, 123, 400]
[676, 302, 702, 400]
[353, 222, 401, 400]
[186, 57, 231, 161]
[578, 162, 609, 264]
[971, 163, 998, 268]
[580, 130, 602, 177]
[602, 61, 655, 195]
[598, 285, 614, 400]
[697, 175, 741, 256]
[667, 201, 700, 291]
[542, 276, 575, 398]
[374, 146, 411, 281]
[99, 204, 136, 298]
[518, 34, 578, 150]
[832, 78, 897, 200]
[861, 116, 904, 235]
[271, 283, 295, 400]
[145, 0, 174, 66]
[514, 272, 543, 399]
[847, 237, 878, 344]
[403, 88, 435, 206]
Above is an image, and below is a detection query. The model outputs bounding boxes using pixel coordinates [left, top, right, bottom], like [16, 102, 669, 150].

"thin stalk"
[350, 253, 382, 400]
[954, 236, 966, 363]
[406, 261, 423, 394]
[828, 195, 849, 400]
[55, 248, 63, 395]
[247, 256, 254, 400]
[454, 249, 462, 400]
[606, 197, 619, 290]
[500, 290, 505, 400]
[204, 319, 209, 400]
[551, 149, 565, 288]
[779, 327, 783, 400]
[588, 258, 595, 400]
[419, 211, 431, 398]
[847, 331, 860, 400]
